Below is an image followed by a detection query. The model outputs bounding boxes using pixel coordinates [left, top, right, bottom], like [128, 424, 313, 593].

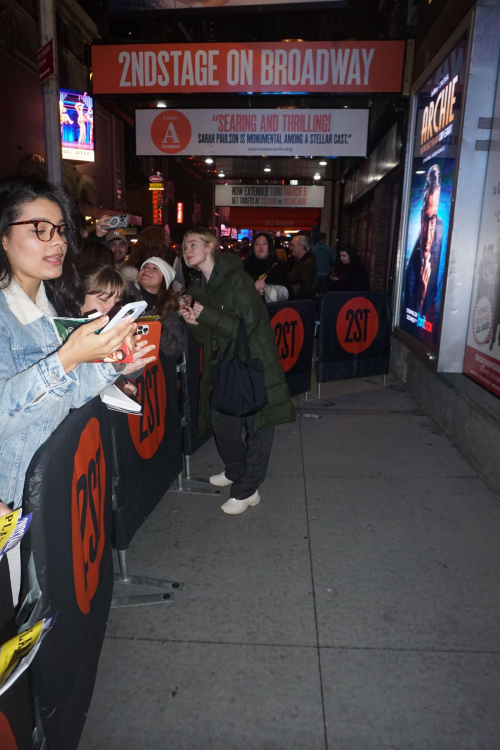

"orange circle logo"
[270, 308, 305, 372]
[0, 713, 18, 750]
[336, 297, 379, 354]
[72, 418, 106, 616]
[128, 361, 167, 459]
[151, 110, 192, 154]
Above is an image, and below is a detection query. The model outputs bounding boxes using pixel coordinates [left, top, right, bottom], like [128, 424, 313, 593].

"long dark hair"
[155, 278, 179, 318]
[129, 225, 175, 268]
[0, 176, 83, 316]
[340, 244, 359, 266]
[76, 238, 114, 270]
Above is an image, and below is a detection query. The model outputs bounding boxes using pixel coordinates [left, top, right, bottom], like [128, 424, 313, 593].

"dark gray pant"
[210, 409, 274, 500]
[315, 275, 331, 294]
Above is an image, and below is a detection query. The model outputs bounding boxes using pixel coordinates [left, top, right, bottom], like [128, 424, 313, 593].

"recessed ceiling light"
[319, 161, 327, 166]
[313, 173, 321, 180]
[264, 167, 271, 172]
[218, 172, 225, 178]
[415, 170, 425, 174]
[205, 157, 214, 164]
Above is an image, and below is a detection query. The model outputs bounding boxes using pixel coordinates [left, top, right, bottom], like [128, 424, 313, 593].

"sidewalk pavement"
[79, 375, 500, 750]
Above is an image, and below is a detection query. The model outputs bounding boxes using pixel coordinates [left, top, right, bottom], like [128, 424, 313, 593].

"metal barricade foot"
[111, 551, 183, 609]
[169, 482, 221, 497]
[111, 592, 175, 609]
[168, 465, 221, 497]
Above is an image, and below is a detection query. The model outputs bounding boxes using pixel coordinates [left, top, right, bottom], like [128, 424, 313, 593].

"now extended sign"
[91, 41, 405, 95]
[216, 184, 325, 208]
[136, 108, 369, 158]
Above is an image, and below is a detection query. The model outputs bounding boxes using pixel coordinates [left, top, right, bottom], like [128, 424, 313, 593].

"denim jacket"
[0, 281, 118, 509]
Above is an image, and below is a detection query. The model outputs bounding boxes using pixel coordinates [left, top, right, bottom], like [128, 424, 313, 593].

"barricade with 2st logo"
[0, 556, 33, 750]
[317, 291, 391, 383]
[18, 398, 114, 750]
[109, 351, 184, 605]
[267, 300, 316, 397]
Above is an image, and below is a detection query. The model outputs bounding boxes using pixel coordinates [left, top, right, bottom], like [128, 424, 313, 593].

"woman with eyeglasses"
[0, 177, 155, 518]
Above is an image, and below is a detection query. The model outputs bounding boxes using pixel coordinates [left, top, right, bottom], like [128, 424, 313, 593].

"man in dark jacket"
[289, 235, 317, 300]
[312, 232, 336, 293]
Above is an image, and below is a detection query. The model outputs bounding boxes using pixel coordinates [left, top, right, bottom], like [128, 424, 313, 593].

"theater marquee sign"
[91, 41, 405, 95]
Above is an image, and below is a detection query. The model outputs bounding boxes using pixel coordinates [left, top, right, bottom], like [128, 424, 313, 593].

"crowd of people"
[0, 174, 370, 600]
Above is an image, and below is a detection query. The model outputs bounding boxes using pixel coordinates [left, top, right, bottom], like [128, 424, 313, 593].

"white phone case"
[100, 301, 147, 333]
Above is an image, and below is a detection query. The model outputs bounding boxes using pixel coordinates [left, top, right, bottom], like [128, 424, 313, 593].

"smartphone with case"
[136, 320, 162, 354]
[107, 214, 129, 229]
[100, 301, 147, 333]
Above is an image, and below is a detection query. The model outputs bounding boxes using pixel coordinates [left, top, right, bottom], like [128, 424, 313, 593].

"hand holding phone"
[100, 301, 148, 334]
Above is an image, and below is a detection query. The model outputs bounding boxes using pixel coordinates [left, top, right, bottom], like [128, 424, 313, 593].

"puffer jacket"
[186, 251, 295, 433]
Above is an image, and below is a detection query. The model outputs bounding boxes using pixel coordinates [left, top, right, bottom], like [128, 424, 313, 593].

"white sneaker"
[209, 471, 234, 487]
[221, 491, 261, 515]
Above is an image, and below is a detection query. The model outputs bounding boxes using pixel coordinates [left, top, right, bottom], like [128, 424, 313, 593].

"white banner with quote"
[136, 108, 369, 157]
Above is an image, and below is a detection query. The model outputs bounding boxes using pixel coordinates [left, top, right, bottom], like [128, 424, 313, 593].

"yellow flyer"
[0, 509, 32, 560]
[0, 615, 56, 696]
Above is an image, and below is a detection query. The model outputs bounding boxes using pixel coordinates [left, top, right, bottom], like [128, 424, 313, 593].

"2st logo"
[72, 418, 106, 615]
[337, 297, 379, 354]
[270, 308, 305, 372]
[128, 361, 166, 459]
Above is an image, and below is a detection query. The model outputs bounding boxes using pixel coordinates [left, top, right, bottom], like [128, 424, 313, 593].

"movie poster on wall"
[398, 36, 467, 351]
[463, 70, 500, 398]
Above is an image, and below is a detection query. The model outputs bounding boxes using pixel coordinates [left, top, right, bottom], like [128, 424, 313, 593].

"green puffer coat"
[186, 251, 295, 433]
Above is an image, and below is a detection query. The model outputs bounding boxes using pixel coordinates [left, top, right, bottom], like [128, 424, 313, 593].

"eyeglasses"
[7, 220, 68, 242]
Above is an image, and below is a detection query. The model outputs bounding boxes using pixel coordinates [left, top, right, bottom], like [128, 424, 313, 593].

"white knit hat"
[141, 256, 175, 289]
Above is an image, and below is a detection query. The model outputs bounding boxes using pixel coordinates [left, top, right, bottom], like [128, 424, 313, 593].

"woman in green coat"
[180, 229, 295, 515]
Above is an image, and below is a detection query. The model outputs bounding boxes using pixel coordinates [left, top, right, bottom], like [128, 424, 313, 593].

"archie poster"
[399, 36, 467, 351]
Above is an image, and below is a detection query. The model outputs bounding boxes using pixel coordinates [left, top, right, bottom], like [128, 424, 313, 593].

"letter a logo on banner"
[71, 418, 106, 615]
[162, 122, 180, 146]
[151, 110, 191, 154]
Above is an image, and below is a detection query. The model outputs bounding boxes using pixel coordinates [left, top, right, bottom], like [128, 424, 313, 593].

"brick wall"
[370, 181, 393, 290]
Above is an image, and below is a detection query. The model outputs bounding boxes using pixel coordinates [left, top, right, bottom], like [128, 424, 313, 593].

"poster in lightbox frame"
[59, 89, 95, 163]
[398, 35, 468, 351]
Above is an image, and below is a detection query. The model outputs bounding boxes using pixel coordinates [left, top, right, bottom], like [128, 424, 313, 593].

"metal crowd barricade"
[316, 291, 391, 385]
[170, 335, 220, 497]
[18, 398, 114, 750]
[109, 352, 184, 608]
